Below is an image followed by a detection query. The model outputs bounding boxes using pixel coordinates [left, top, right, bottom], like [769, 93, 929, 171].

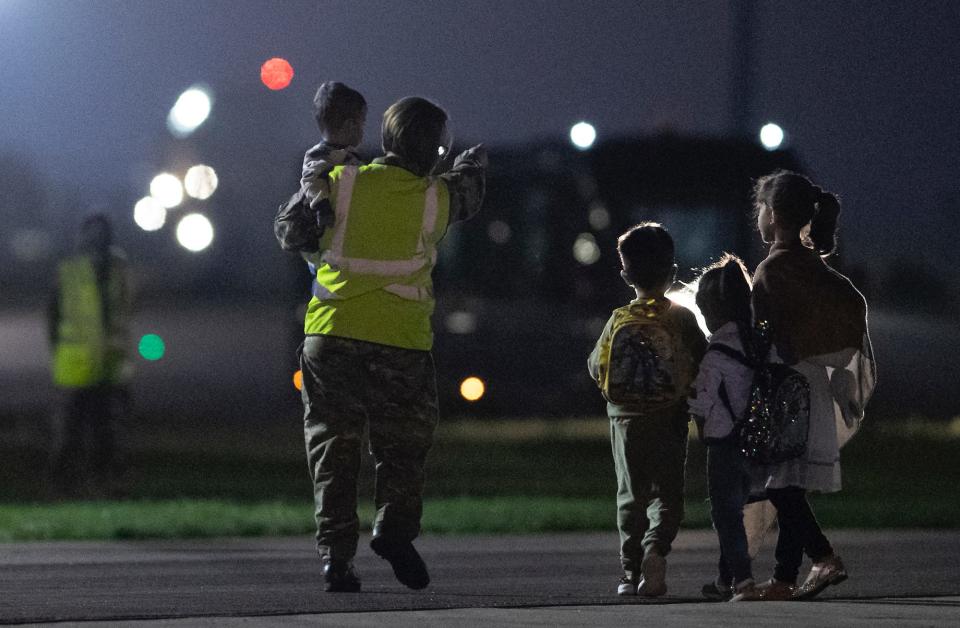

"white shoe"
[617, 575, 638, 596]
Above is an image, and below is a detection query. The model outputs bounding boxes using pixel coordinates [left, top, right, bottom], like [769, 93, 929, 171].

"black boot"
[322, 556, 361, 592]
[370, 535, 430, 590]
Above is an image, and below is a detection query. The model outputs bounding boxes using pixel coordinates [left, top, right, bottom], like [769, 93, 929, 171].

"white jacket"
[688, 322, 753, 441]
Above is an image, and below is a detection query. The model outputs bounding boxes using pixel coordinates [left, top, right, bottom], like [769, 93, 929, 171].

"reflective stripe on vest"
[312, 280, 433, 302]
[314, 166, 439, 301]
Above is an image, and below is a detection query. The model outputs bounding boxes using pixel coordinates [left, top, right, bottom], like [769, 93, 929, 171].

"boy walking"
[588, 223, 706, 596]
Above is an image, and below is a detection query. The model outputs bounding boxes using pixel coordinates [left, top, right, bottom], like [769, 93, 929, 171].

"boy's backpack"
[596, 300, 695, 412]
[710, 323, 811, 465]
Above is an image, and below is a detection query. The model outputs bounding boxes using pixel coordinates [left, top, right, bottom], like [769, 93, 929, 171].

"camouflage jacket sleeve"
[274, 187, 322, 253]
[301, 143, 363, 208]
[275, 143, 362, 253]
[439, 149, 486, 225]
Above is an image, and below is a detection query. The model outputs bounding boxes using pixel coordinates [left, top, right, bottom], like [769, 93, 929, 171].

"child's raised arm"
[439, 144, 487, 225]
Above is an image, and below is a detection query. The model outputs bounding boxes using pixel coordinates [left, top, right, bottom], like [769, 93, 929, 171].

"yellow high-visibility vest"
[304, 164, 450, 350]
[52, 253, 129, 388]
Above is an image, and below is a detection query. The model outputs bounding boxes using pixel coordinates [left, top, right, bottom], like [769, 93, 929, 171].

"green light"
[138, 334, 166, 361]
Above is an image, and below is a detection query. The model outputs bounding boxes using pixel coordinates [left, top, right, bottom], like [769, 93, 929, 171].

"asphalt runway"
[2, 530, 958, 626]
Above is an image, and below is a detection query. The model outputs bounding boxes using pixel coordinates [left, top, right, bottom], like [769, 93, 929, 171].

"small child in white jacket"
[688, 254, 759, 601]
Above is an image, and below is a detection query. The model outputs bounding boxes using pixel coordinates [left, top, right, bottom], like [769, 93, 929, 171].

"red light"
[261, 57, 294, 90]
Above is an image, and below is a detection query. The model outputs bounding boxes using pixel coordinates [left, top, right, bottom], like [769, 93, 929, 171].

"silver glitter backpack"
[713, 322, 811, 464]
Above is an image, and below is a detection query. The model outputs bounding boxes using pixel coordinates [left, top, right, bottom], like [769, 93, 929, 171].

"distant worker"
[48, 213, 131, 496]
[275, 96, 487, 593]
[588, 223, 707, 597]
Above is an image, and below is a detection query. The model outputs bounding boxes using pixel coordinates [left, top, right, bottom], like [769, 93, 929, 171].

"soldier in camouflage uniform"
[276, 95, 486, 592]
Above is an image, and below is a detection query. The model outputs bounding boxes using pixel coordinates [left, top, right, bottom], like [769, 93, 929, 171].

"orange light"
[460, 376, 485, 402]
[293, 369, 303, 391]
[261, 57, 294, 90]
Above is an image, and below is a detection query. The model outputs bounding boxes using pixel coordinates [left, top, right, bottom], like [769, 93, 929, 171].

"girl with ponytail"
[748, 171, 877, 601]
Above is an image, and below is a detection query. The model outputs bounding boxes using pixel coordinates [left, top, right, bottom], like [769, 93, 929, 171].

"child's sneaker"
[617, 574, 639, 596]
[637, 550, 667, 597]
[701, 578, 733, 601]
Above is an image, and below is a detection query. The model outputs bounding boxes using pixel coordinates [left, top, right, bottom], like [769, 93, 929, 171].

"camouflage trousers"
[300, 334, 439, 562]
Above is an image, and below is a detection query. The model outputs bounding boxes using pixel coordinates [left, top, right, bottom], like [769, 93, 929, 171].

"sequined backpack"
[712, 322, 811, 464]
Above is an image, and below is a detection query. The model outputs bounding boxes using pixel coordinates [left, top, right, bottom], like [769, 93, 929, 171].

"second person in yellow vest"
[48, 213, 131, 497]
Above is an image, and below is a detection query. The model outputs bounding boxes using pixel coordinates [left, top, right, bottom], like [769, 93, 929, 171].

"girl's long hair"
[695, 253, 753, 348]
[753, 170, 841, 256]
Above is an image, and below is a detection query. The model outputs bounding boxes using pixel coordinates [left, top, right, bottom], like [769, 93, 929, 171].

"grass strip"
[0, 500, 316, 542]
[5, 492, 958, 543]
[0, 497, 691, 542]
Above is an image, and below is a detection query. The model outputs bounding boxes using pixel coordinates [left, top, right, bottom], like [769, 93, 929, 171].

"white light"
[588, 203, 611, 230]
[150, 173, 184, 208]
[176, 213, 214, 252]
[133, 196, 167, 231]
[759, 123, 785, 150]
[167, 86, 212, 138]
[572, 232, 601, 265]
[667, 284, 710, 336]
[487, 220, 512, 244]
[184, 164, 218, 200]
[445, 311, 477, 334]
[570, 121, 597, 150]
[438, 146, 447, 156]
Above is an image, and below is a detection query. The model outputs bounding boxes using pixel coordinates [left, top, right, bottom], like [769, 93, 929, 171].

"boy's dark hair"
[381, 96, 448, 177]
[617, 222, 675, 291]
[695, 253, 752, 326]
[753, 170, 841, 256]
[313, 82, 366, 135]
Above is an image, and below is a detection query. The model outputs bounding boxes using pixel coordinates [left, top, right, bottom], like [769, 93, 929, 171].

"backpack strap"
[717, 380, 739, 424]
[707, 343, 753, 368]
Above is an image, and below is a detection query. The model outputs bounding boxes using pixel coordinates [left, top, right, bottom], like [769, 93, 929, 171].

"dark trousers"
[766, 486, 834, 583]
[707, 435, 753, 585]
[50, 384, 122, 491]
[300, 335, 439, 562]
[609, 409, 688, 576]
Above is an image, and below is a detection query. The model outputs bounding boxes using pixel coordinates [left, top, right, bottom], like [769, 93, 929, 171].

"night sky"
[2, 0, 958, 298]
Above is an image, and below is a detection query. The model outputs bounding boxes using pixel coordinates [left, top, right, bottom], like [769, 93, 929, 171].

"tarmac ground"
[2, 530, 958, 626]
